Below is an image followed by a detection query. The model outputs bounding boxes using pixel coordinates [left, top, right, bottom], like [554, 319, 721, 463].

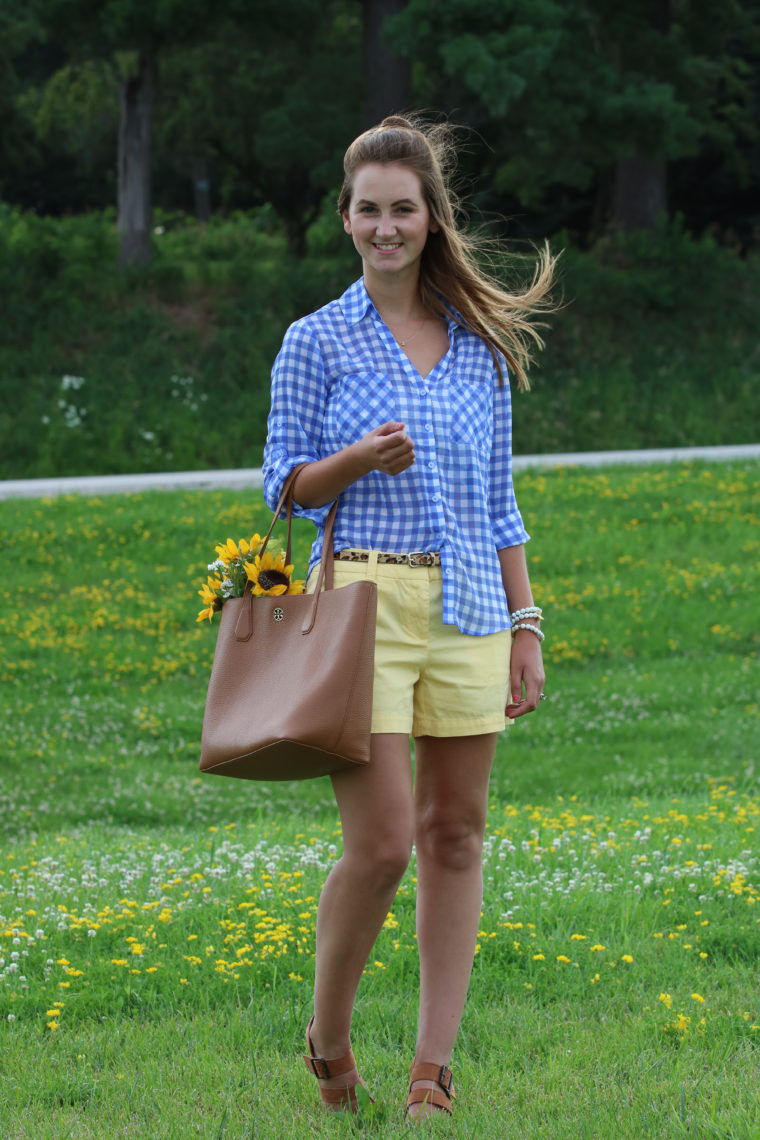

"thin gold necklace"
[390, 317, 426, 347]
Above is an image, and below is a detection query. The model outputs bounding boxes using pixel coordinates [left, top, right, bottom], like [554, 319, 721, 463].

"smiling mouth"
[373, 243, 402, 251]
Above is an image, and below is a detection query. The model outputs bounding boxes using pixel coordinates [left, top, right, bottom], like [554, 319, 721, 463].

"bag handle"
[235, 464, 339, 640]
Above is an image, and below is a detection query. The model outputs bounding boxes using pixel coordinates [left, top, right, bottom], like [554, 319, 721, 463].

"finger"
[376, 443, 415, 471]
[376, 430, 414, 454]
[384, 450, 416, 474]
[374, 420, 405, 438]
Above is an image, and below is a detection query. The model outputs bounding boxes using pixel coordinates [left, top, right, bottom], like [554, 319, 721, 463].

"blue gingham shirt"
[262, 278, 530, 635]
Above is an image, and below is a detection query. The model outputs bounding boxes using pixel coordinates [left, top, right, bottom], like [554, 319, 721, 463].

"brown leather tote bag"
[199, 467, 377, 780]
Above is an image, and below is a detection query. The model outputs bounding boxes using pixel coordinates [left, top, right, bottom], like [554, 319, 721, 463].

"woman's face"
[342, 162, 437, 280]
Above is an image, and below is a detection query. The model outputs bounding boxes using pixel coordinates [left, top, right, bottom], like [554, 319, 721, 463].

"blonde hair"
[338, 114, 557, 391]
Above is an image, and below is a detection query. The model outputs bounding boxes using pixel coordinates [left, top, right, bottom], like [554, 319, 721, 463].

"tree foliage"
[1, 0, 758, 246]
[388, 0, 759, 235]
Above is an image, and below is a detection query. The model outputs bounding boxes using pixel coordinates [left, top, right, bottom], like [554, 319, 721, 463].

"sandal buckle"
[438, 1066, 453, 1094]
[306, 1056, 331, 1080]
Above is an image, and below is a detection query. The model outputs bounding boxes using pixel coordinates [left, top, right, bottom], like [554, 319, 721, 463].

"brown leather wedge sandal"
[303, 1016, 372, 1112]
[405, 1061, 456, 1119]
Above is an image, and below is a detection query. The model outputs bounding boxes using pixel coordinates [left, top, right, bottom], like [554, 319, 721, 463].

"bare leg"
[409, 732, 497, 1117]
[307, 733, 414, 1100]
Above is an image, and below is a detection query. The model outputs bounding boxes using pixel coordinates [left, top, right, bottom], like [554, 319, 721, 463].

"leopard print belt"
[336, 549, 442, 568]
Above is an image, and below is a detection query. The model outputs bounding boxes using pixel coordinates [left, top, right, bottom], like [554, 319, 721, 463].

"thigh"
[414, 733, 498, 829]
[331, 733, 415, 858]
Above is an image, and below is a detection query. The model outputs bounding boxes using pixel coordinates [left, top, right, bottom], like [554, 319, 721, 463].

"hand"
[505, 630, 545, 719]
[359, 421, 415, 476]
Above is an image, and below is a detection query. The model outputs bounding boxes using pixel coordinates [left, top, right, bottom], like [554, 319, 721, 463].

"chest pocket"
[327, 371, 398, 446]
[449, 379, 492, 447]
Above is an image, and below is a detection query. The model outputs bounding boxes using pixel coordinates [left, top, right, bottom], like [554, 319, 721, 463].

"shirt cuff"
[492, 512, 531, 549]
[264, 454, 333, 527]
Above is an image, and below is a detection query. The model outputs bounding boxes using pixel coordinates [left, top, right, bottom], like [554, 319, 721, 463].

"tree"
[31, 0, 265, 263]
[158, 2, 361, 254]
[361, 0, 411, 128]
[388, 0, 760, 237]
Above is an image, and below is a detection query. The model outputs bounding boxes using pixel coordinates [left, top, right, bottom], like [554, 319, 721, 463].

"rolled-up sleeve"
[262, 321, 332, 526]
[488, 368, 530, 549]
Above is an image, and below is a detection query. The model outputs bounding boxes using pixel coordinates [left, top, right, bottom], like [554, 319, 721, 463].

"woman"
[263, 114, 554, 1121]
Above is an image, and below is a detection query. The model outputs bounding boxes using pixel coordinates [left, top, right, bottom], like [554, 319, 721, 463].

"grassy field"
[0, 460, 758, 1138]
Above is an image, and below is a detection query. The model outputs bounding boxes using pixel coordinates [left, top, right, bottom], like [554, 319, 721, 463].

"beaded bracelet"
[510, 606, 544, 623]
[511, 622, 545, 642]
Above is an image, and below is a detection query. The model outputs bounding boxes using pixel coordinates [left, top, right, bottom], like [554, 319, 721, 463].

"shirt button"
[427, 461, 435, 470]
[432, 494, 440, 503]
[424, 423, 433, 431]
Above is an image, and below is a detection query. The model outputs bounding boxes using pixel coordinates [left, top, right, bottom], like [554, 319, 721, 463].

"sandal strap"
[408, 1061, 455, 1098]
[319, 1085, 359, 1108]
[303, 1016, 356, 1080]
[406, 1086, 454, 1115]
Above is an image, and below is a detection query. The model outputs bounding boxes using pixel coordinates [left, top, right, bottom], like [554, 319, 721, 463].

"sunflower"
[244, 550, 304, 596]
[214, 534, 263, 564]
[196, 575, 223, 622]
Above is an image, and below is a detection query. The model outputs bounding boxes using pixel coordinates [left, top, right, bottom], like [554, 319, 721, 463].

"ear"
[429, 217, 440, 234]
[341, 211, 352, 235]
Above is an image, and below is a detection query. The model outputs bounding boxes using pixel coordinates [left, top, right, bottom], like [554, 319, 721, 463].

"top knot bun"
[378, 115, 417, 131]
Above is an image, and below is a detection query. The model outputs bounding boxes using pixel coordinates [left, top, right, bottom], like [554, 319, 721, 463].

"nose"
[375, 212, 397, 237]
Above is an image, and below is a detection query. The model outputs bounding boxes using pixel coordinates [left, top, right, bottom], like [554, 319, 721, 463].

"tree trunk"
[611, 155, 667, 232]
[192, 154, 211, 222]
[118, 52, 156, 267]
[362, 0, 411, 129]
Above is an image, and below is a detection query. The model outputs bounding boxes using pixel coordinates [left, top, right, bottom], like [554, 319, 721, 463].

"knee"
[416, 813, 484, 872]
[347, 835, 412, 890]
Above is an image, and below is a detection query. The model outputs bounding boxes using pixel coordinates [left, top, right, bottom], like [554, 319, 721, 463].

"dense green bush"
[0, 206, 757, 480]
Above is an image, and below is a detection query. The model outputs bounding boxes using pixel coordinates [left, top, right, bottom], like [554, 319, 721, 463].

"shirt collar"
[339, 278, 375, 326]
[339, 277, 461, 334]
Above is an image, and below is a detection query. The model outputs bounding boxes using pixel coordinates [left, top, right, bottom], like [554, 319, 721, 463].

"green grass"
[0, 460, 758, 1138]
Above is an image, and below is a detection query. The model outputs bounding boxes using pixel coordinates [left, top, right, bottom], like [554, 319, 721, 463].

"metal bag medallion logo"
[272, 607, 284, 622]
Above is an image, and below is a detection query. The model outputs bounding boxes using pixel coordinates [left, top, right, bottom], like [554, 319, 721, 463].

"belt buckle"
[407, 551, 430, 567]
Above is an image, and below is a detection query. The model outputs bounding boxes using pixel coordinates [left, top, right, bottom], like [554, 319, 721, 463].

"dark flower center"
[258, 569, 290, 591]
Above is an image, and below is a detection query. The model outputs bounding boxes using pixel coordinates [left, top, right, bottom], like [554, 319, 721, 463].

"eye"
[359, 206, 377, 214]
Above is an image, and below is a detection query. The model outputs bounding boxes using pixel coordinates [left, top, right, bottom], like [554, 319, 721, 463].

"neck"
[362, 265, 427, 322]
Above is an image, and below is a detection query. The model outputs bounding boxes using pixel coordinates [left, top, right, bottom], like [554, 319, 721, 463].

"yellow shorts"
[308, 554, 511, 738]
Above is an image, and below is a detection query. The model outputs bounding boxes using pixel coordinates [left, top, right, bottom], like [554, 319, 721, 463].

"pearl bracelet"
[510, 606, 543, 623]
[511, 622, 545, 642]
